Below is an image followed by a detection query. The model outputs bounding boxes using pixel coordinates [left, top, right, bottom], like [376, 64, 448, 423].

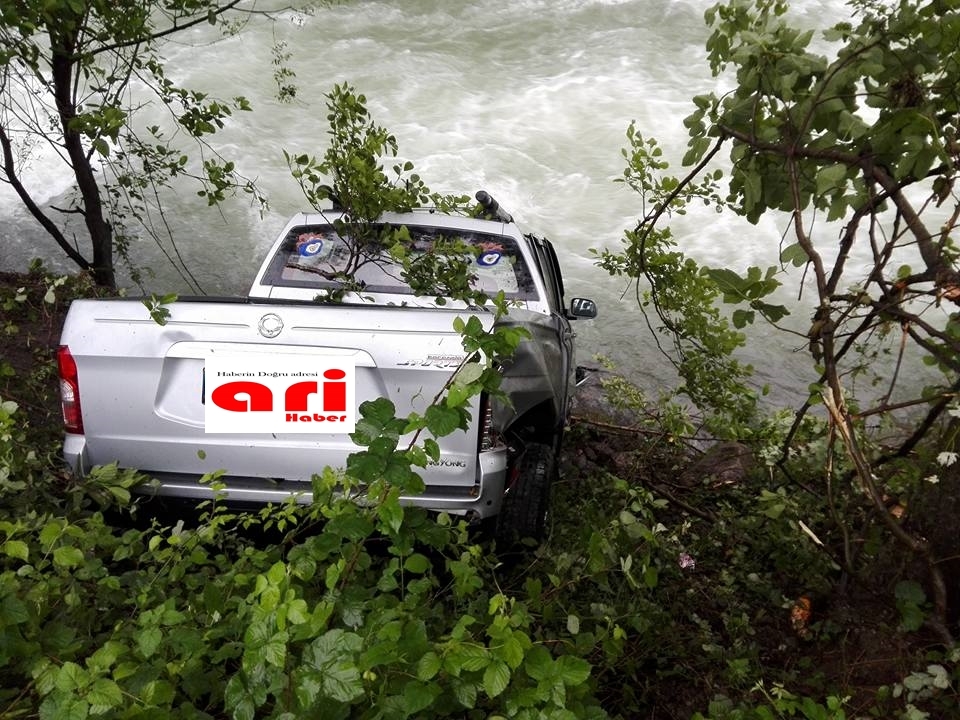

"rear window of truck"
[261, 224, 538, 300]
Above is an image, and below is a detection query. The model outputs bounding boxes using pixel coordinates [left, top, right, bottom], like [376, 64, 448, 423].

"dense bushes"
[2, 352, 959, 718]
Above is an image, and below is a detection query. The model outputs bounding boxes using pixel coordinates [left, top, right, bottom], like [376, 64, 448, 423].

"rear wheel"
[495, 442, 556, 548]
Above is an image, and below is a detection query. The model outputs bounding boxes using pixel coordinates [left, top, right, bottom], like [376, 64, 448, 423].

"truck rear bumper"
[64, 435, 90, 475]
[64, 438, 508, 520]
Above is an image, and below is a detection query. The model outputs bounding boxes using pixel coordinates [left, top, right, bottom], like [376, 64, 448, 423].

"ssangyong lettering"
[428, 459, 469, 468]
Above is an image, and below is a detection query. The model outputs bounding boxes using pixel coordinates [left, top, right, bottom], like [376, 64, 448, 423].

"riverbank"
[1, 268, 957, 719]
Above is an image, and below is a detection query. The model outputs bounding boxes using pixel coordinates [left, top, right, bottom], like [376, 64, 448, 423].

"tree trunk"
[49, 32, 116, 289]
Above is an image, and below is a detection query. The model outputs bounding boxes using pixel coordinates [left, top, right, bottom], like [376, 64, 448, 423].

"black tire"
[495, 442, 555, 548]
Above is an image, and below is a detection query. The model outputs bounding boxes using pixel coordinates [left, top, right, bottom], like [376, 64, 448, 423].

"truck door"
[529, 236, 575, 412]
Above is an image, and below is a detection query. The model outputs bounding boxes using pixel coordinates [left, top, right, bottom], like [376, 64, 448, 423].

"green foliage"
[894, 580, 928, 632]
[141, 292, 179, 326]
[271, 39, 298, 103]
[286, 83, 432, 217]
[593, 126, 757, 433]
[0, 393, 610, 718]
[283, 84, 482, 305]
[596, 0, 960, 675]
[600, 0, 960, 423]
[705, 266, 789, 329]
[0, 398, 36, 496]
[692, 683, 849, 719]
[0, 261, 103, 455]
[0, 0, 269, 287]
[5, 379, 959, 718]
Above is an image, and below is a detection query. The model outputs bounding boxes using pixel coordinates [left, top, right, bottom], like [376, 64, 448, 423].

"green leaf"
[815, 164, 848, 195]
[732, 309, 755, 328]
[1, 596, 29, 625]
[378, 496, 404, 536]
[780, 242, 808, 267]
[423, 438, 440, 462]
[286, 598, 310, 625]
[455, 362, 484, 385]
[266, 560, 286, 585]
[524, 645, 553, 681]
[322, 662, 363, 702]
[425, 404, 462, 437]
[402, 680, 436, 715]
[498, 633, 526, 670]
[2, 539, 28, 561]
[39, 521, 63, 550]
[40, 694, 89, 720]
[557, 655, 591, 686]
[346, 451, 385, 483]
[404, 553, 431, 574]
[295, 673, 322, 708]
[350, 419, 382, 446]
[55, 662, 88, 692]
[224, 676, 254, 720]
[136, 627, 162, 659]
[754, 301, 789, 323]
[359, 397, 396, 427]
[452, 678, 478, 708]
[406, 444, 428, 468]
[483, 659, 511, 698]
[706, 268, 747, 301]
[895, 580, 926, 605]
[446, 383, 471, 408]
[450, 643, 489, 672]
[416, 651, 442, 681]
[86, 678, 123, 714]
[899, 604, 925, 632]
[262, 633, 288, 668]
[53, 546, 84, 568]
[87, 642, 124, 674]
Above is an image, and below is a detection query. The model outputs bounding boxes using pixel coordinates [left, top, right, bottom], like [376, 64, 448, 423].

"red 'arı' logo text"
[204, 358, 356, 434]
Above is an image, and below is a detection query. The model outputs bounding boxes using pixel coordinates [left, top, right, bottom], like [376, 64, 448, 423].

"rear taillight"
[57, 346, 84, 434]
[478, 394, 500, 451]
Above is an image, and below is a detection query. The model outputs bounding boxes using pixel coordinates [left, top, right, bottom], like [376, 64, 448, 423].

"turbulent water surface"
[1, 0, 882, 401]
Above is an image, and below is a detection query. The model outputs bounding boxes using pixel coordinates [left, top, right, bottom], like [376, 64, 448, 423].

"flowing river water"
[3, 0, 924, 406]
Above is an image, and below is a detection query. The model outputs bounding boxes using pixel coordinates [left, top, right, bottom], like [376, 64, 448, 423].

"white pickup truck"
[58, 195, 597, 539]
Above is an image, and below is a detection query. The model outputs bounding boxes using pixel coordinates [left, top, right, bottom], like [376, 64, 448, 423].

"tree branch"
[718, 122, 960, 300]
[822, 391, 953, 646]
[84, 0, 248, 60]
[0, 123, 91, 271]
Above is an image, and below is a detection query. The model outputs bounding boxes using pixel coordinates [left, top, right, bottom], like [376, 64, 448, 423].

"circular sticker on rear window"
[478, 251, 502, 267]
[299, 240, 323, 257]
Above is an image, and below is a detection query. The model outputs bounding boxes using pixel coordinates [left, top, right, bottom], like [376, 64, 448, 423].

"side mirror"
[567, 297, 597, 319]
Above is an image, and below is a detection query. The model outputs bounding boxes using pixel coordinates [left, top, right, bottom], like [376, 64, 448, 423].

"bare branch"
[0, 123, 90, 270]
[83, 0, 248, 61]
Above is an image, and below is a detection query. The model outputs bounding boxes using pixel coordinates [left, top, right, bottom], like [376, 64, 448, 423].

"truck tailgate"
[60, 299, 484, 491]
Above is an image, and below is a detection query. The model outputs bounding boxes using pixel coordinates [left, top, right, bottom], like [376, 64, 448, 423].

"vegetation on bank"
[2, 259, 959, 720]
[3, 0, 960, 717]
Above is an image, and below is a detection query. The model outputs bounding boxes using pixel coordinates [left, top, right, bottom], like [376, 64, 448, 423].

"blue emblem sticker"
[478, 251, 502, 267]
[299, 240, 323, 257]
